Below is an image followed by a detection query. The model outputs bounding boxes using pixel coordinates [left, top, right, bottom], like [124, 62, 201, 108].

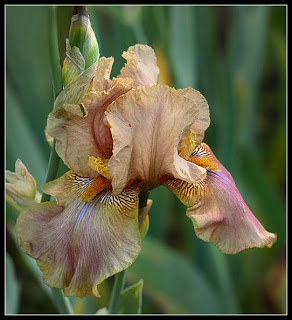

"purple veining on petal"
[77, 202, 89, 224]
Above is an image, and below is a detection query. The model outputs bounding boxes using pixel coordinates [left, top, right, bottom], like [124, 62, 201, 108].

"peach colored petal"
[16, 173, 141, 297]
[117, 44, 160, 87]
[177, 88, 210, 146]
[165, 143, 277, 254]
[46, 77, 133, 178]
[92, 56, 114, 92]
[106, 85, 207, 195]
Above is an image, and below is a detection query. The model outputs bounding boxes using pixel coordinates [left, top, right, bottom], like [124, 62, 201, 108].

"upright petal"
[106, 85, 207, 195]
[165, 143, 277, 254]
[92, 57, 114, 92]
[177, 88, 210, 147]
[117, 44, 160, 87]
[46, 77, 133, 177]
[15, 173, 141, 297]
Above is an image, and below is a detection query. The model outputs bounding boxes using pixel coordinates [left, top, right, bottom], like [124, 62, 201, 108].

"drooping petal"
[117, 44, 160, 87]
[165, 143, 277, 254]
[46, 77, 133, 177]
[106, 85, 207, 195]
[15, 173, 141, 297]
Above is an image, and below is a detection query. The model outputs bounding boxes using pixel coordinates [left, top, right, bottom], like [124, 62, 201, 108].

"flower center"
[187, 157, 218, 171]
[81, 176, 111, 202]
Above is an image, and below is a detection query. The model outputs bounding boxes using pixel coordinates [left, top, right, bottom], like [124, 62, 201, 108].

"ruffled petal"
[106, 85, 207, 195]
[46, 77, 133, 177]
[92, 57, 114, 92]
[117, 44, 160, 87]
[15, 173, 141, 297]
[177, 88, 210, 147]
[165, 143, 277, 254]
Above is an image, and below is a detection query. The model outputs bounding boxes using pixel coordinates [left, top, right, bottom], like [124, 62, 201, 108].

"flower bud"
[6, 160, 41, 210]
[62, 6, 99, 87]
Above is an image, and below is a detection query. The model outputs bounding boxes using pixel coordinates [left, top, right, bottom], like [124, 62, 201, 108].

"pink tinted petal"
[106, 85, 206, 195]
[166, 143, 277, 254]
[15, 181, 141, 297]
[46, 78, 133, 177]
[186, 172, 277, 254]
[117, 44, 160, 87]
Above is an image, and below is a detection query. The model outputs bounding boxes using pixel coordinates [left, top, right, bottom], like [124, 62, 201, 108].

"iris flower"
[15, 44, 277, 298]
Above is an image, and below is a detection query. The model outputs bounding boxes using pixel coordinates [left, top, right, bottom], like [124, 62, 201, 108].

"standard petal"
[92, 56, 114, 92]
[46, 77, 133, 177]
[117, 44, 160, 87]
[177, 88, 210, 147]
[165, 143, 277, 254]
[106, 85, 207, 195]
[15, 178, 141, 297]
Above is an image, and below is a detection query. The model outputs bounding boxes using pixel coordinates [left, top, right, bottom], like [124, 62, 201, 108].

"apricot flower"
[15, 44, 276, 298]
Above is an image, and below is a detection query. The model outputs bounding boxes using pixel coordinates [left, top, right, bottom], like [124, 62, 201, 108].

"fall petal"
[106, 85, 206, 195]
[42, 171, 93, 206]
[15, 176, 141, 297]
[117, 44, 160, 87]
[46, 77, 133, 177]
[165, 143, 277, 254]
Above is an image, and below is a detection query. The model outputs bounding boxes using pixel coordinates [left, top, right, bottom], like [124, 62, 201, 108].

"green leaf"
[6, 82, 47, 188]
[6, 253, 20, 314]
[169, 6, 197, 88]
[127, 237, 223, 314]
[119, 280, 143, 314]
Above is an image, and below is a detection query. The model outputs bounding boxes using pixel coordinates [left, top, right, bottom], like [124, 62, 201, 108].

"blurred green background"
[6, 5, 286, 314]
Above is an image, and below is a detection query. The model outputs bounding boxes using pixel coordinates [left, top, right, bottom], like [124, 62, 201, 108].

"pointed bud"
[6, 160, 41, 210]
[62, 6, 99, 87]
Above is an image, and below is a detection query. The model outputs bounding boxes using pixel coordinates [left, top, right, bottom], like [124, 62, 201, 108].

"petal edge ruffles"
[165, 143, 277, 254]
[15, 174, 141, 297]
[106, 85, 207, 195]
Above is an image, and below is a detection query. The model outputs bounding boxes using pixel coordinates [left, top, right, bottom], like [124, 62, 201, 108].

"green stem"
[41, 5, 73, 314]
[51, 288, 74, 314]
[41, 140, 60, 203]
[108, 269, 128, 314]
[139, 191, 149, 209]
[49, 5, 63, 99]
